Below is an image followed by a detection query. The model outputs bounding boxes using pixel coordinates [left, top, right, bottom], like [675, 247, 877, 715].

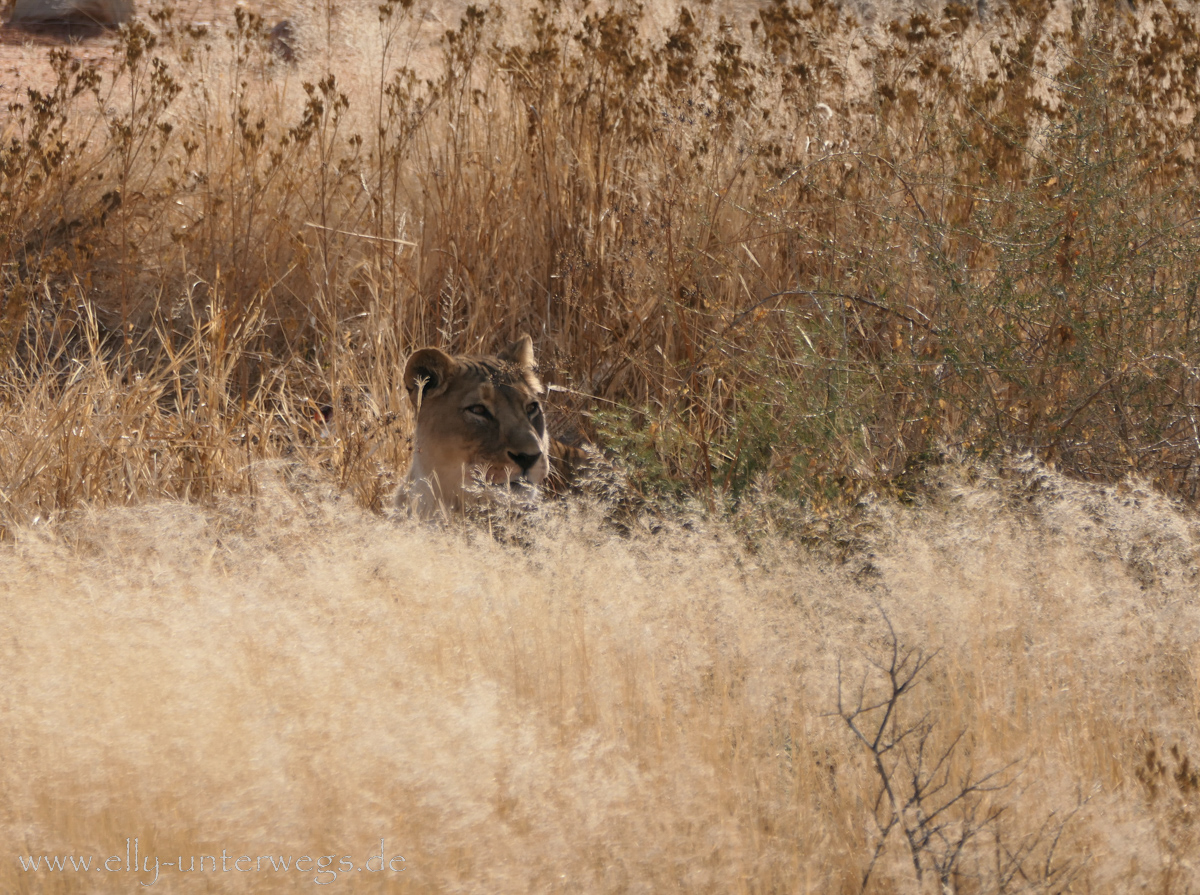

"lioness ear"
[497, 333, 536, 370]
[404, 347, 456, 407]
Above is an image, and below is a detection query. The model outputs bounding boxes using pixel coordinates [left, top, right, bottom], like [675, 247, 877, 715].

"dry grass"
[3, 0, 1200, 516]
[3, 463, 1200, 892]
[3, 0, 1200, 889]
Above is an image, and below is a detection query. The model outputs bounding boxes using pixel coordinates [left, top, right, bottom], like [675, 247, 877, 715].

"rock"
[268, 19, 296, 62]
[8, 0, 133, 28]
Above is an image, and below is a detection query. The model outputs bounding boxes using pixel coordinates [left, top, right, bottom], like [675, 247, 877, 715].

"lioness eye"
[466, 404, 491, 418]
[526, 402, 541, 417]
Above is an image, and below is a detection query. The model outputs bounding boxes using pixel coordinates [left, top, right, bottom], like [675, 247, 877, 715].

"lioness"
[399, 334, 563, 518]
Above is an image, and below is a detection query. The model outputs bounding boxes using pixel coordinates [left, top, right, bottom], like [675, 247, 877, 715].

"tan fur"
[399, 335, 551, 518]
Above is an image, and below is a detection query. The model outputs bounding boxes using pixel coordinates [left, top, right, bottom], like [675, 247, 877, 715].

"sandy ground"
[0, 26, 113, 107]
[0, 0, 779, 112]
[0, 0, 366, 110]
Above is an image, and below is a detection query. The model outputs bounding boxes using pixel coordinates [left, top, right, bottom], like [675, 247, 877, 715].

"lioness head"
[400, 334, 551, 517]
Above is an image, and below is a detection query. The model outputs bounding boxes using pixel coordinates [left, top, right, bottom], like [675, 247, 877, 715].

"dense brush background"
[3, 0, 1200, 889]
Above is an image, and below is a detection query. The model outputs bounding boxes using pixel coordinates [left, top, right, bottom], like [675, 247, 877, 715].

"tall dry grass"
[3, 0, 1200, 890]
[3, 463, 1200, 892]
[2, 0, 1200, 520]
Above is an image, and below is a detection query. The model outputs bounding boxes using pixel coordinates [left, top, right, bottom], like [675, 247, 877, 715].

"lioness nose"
[509, 451, 542, 474]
